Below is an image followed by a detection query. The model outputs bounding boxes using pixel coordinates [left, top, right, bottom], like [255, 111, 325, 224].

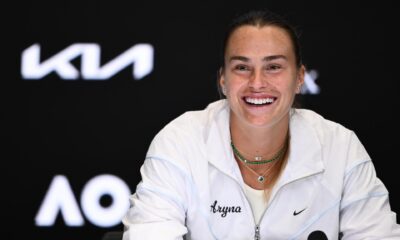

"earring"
[297, 84, 302, 93]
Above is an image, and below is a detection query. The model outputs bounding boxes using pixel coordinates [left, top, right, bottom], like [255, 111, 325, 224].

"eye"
[266, 64, 282, 71]
[234, 64, 250, 71]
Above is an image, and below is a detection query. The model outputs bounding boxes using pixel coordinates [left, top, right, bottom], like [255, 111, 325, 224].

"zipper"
[210, 161, 323, 239]
[252, 171, 323, 239]
[254, 225, 260, 240]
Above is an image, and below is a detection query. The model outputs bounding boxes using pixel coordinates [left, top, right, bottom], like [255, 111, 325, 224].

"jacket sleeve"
[122, 156, 190, 240]
[339, 134, 400, 239]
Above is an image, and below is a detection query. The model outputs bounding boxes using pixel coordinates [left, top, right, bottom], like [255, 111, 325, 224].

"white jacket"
[122, 100, 400, 240]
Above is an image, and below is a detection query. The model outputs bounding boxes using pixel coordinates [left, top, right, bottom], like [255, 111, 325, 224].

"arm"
[122, 156, 190, 240]
[339, 136, 400, 239]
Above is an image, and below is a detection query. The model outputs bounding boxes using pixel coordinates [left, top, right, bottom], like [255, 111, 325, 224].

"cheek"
[289, 82, 298, 92]
[274, 80, 296, 92]
[226, 86, 240, 100]
[281, 75, 299, 92]
[226, 78, 244, 93]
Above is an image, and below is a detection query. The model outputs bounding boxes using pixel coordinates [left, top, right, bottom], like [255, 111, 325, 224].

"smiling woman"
[122, 9, 400, 240]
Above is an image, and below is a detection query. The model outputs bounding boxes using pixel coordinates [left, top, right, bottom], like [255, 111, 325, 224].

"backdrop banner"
[6, 1, 399, 240]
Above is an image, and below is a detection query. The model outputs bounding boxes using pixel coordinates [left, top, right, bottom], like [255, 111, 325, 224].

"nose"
[248, 70, 267, 90]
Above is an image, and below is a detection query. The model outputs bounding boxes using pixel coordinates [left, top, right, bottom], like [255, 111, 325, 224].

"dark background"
[5, 1, 399, 240]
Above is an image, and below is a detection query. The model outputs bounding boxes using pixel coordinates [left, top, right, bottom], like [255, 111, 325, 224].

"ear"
[296, 65, 305, 94]
[218, 67, 226, 98]
[219, 67, 225, 88]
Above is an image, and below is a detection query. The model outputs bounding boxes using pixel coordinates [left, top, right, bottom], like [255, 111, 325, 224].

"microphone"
[307, 230, 328, 240]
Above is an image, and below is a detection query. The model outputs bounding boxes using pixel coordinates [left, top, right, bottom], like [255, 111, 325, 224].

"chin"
[245, 112, 289, 129]
[245, 117, 275, 128]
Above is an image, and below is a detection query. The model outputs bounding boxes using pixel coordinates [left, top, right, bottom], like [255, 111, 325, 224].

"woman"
[122, 9, 400, 239]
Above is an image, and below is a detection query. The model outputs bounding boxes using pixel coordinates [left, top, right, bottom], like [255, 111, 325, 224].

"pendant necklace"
[238, 157, 279, 183]
[231, 136, 288, 183]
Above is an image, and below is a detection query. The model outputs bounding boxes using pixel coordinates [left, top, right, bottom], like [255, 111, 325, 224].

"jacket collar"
[204, 100, 237, 179]
[277, 108, 325, 186]
[204, 100, 325, 186]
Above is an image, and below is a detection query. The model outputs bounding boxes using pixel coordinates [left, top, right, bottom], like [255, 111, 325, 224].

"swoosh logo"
[293, 208, 307, 216]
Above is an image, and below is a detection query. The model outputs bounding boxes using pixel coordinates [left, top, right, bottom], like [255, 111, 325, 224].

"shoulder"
[292, 108, 354, 142]
[146, 99, 228, 161]
[158, 99, 227, 139]
[292, 108, 371, 166]
[292, 108, 347, 131]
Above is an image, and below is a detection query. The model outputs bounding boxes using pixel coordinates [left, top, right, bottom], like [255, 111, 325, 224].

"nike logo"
[293, 208, 307, 216]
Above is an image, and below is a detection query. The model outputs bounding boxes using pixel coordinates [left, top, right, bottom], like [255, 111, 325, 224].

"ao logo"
[21, 43, 154, 80]
[35, 174, 131, 227]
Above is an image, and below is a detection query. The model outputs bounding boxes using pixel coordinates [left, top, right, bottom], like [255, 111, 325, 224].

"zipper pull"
[254, 224, 260, 240]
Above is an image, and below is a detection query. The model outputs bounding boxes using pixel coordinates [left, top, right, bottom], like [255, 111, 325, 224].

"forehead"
[225, 25, 294, 60]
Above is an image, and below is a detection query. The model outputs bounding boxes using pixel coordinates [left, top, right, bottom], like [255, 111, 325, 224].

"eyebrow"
[229, 55, 287, 62]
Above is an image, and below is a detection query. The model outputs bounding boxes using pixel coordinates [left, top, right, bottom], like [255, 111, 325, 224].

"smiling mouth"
[243, 97, 277, 106]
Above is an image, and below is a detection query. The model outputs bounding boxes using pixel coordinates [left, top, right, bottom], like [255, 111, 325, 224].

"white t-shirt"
[243, 184, 268, 224]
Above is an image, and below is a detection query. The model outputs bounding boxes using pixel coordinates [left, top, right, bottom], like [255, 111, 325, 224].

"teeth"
[245, 97, 275, 105]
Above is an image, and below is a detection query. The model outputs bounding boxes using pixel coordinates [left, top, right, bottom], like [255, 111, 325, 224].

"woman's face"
[220, 25, 304, 128]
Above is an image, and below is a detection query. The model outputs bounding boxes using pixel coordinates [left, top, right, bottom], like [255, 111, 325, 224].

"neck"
[230, 113, 289, 159]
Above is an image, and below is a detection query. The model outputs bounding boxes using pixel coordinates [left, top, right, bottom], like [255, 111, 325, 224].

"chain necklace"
[231, 135, 289, 183]
[238, 155, 281, 183]
[231, 136, 288, 165]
